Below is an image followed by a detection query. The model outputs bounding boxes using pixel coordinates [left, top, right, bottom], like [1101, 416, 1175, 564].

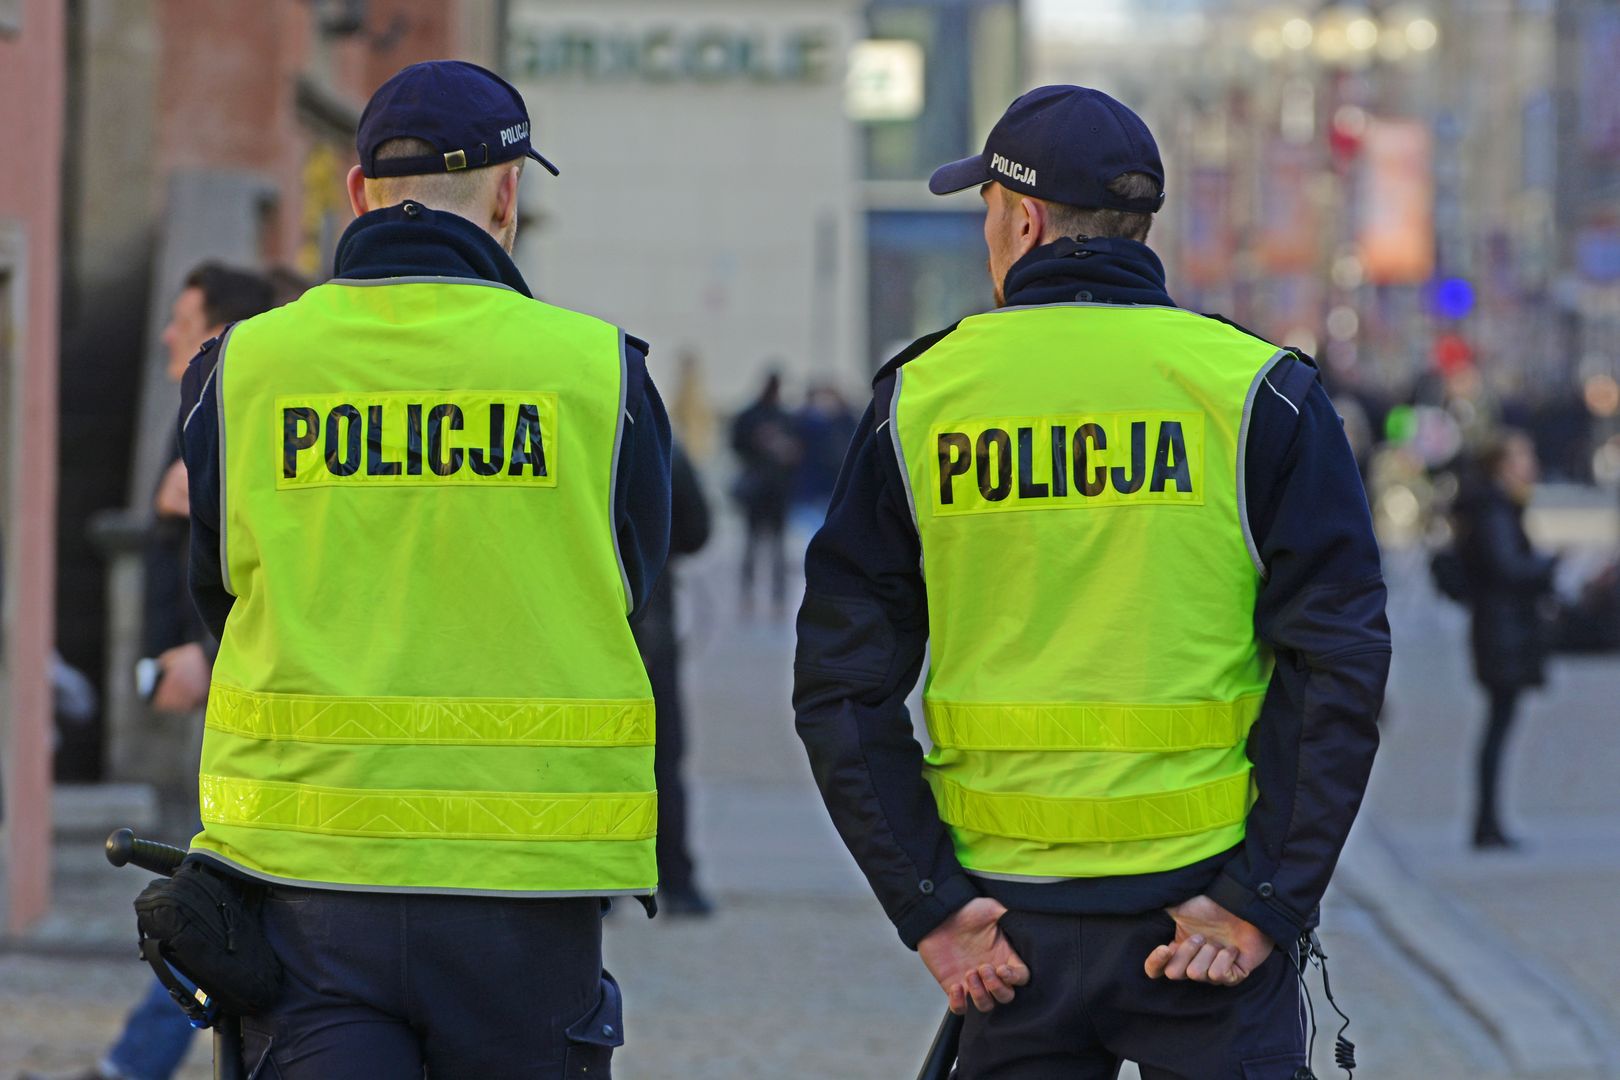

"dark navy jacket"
[178, 202, 672, 638]
[794, 237, 1390, 949]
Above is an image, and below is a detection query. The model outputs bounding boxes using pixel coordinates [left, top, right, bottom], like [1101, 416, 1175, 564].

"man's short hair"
[366, 136, 520, 216]
[183, 263, 275, 327]
[1036, 172, 1163, 244]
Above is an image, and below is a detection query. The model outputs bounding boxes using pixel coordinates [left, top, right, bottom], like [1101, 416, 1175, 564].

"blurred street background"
[3, 0, 1620, 1077]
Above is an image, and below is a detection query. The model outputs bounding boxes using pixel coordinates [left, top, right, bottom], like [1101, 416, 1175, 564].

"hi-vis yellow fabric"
[892, 303, 1283, 879]
[194, 278, 656, 896]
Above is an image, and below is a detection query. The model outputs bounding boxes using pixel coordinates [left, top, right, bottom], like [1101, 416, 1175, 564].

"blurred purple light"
[1432, 277, 1475, 321]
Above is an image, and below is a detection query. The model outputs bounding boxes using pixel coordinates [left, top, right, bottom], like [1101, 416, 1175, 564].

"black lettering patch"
[277, 391, 559, 489]
[929, 412, 1204, 515]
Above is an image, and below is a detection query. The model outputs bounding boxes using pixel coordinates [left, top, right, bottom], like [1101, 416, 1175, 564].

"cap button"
[402, 201, 420, 218]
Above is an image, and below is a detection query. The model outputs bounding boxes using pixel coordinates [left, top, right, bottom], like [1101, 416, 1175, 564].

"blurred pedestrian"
[791, 383, 857, 531]
[1453, 429, 1557, 850]
[795, 86, 1387, 1078]
[730, 371, 799, 618]
[670, 348, 717, 463]
[148, 264, 275, 714]
[25, 262, 275, 1080]
[633, 442, 713, 915]
[174, 61, 668, 1078]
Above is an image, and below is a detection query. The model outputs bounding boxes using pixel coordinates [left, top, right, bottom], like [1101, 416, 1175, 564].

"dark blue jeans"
[241, 888, 620, 1079]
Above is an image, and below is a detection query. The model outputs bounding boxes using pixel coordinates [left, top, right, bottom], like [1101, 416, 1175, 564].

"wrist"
[1205, 873, 1301, 947]
[895, 873, 980, 950]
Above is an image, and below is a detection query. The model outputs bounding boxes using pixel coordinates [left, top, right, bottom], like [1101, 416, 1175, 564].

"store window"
[862, 0, 1020, 181]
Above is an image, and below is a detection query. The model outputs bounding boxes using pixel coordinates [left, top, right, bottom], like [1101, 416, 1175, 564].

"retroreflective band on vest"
[192, 278, 656, 896]
[891, 303, 1282, 880]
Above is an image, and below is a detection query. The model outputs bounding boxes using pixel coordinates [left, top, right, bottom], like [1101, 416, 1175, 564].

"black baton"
[915, 1010, 963, 1080]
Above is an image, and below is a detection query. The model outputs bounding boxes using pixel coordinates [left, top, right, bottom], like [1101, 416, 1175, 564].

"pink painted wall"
[0, 0, 65, 932]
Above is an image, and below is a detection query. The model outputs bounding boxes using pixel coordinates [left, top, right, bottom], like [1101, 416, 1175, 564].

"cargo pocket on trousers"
[1240, 1050, 1307, 1078]
[564, 969, 624, 1078]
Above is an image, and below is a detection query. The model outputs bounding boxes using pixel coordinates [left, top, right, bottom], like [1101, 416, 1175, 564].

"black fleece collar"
[331, 201, 532, 297]
[1001, 236, 1175, 309]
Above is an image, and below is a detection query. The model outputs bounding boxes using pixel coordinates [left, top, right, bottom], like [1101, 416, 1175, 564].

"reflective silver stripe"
[181, 362, 218, 434]
[966, 869, 1068, 884]
[325, 275, 518, 291]
[982, 299, 1162, 314]
[1238, 349, 1291, 578]
[187, 849, 655, 899]
[214, 324, 239, 597]
[610, 329, 633, 614]
[884, 370, 924, 578]
[886, 371, 919, 530]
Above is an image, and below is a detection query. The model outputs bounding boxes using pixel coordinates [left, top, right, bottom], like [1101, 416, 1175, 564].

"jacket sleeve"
[793, 377, 980, 949]
[615, 338, 673, 622]
[1206, 370, 1390, 946]
[179, 339, 235, 642]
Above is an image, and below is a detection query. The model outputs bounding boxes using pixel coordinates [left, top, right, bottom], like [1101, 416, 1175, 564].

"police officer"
[177, 61, 670, 1077]
[794, 86, 1388, 1078]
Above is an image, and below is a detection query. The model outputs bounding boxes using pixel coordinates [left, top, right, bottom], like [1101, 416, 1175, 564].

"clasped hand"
[1143, 894, 1274, 987]
[917, 898, 1030, 1015]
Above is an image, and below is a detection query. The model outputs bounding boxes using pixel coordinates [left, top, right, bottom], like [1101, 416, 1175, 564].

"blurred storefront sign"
[846, 39, 925, 121]
[1576, 226, 1620, 284]
[505, 0, 863, 399]
[1357, 117, 1434, 285]
[1580, 8, 1620, 157]
[508, 24, 833, 83]
[1256, 139, 1319, 274]
[1180, 166, 1233, 288]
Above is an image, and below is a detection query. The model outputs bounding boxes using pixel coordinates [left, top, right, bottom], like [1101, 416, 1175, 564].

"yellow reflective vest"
[192, 277, 657, 896]
[891, 303, 1285, 880]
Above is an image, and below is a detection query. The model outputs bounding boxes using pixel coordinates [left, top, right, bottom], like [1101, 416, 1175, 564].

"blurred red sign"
[1434, 332, 1473, 375]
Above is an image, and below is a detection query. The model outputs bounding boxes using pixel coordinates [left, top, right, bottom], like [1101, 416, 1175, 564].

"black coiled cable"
[1291, 930, 1357, 1078]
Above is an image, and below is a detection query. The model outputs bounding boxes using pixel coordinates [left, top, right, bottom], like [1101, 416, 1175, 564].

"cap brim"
[928, 155, 990, 195]
[527, 148, 560, 177]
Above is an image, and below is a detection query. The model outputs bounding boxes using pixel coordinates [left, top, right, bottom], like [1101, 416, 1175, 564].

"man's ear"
[493, 166, 520, 233]
[1016, 196, 1046, 257]
[346, 165, 370, 218]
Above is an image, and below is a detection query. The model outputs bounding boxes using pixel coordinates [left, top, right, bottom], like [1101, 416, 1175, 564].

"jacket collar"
[1001, 236, 1175, 309]
[331, 201, 533, 297]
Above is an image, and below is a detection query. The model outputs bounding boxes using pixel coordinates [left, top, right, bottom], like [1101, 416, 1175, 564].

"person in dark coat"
[730, 372, 800, 618]
[1454, 429, 1557, 850]
[633, 442, 713, 914]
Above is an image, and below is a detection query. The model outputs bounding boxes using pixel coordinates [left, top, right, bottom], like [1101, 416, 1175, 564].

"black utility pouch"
[133, 862, 283, 1018]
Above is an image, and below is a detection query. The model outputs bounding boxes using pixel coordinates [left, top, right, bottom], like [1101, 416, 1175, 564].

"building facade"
[504, 0, 868, 418]
[0, 0, 66, 932]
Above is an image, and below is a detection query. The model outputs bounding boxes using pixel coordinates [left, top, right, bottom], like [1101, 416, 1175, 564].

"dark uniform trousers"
[240, 888, 621, 1079]
[958, 910, 1306, 1080]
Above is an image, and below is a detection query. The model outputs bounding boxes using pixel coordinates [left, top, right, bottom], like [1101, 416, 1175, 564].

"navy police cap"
[929, 85, 1165, 213]
[357, 60, 559, 179]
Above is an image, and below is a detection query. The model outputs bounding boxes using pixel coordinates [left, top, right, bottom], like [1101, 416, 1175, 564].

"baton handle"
[106, 828, 188, 877]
